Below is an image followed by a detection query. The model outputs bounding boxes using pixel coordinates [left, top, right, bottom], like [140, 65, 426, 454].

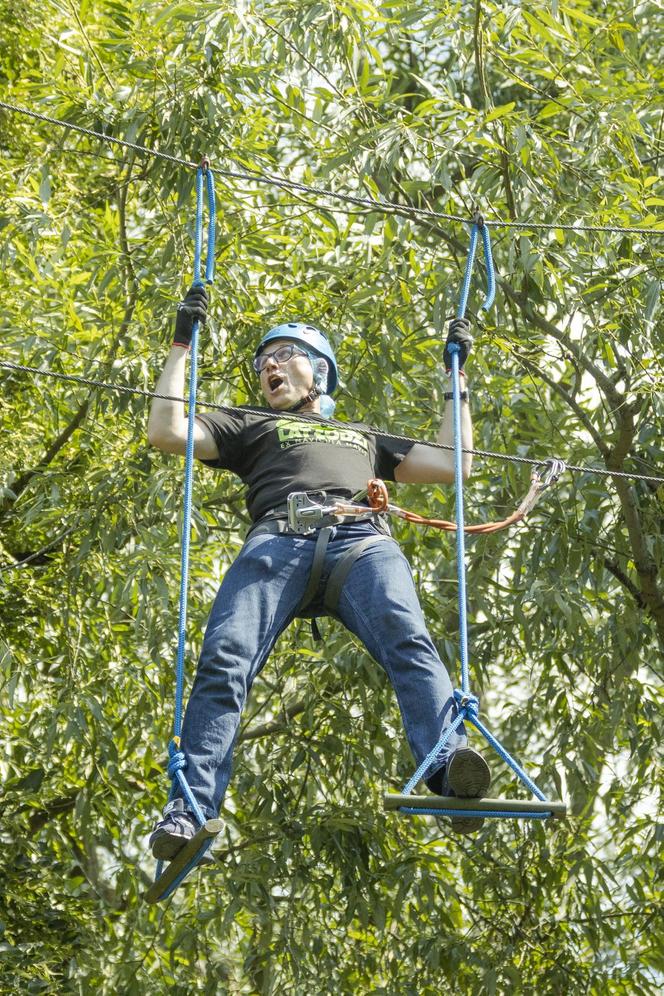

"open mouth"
[268, 374, 285, 392]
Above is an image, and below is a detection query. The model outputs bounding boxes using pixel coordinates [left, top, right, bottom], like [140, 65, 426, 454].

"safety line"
[172, 163, 215, 744]
[1, 100, 662, 237]
[152, 163, 217, 899]
[2, 359, 662, 485]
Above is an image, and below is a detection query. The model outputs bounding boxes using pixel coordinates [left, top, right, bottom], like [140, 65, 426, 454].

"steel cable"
[1, 100, 663, 237]
[2, 358, 662, 485]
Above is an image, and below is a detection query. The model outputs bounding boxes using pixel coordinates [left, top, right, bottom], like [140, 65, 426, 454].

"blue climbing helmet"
[254, 322, 339, 394]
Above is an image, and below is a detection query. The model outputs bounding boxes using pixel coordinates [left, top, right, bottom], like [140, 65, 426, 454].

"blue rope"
[452, 217, 494, 693]
[399, 808, 551, 820]
[450, 344, 470, 695]
[401, 710, 468, 796]
[398, 219, 555, 821]
[154, 164, 216, 893]
[456, 218, 495, 320]
[173, 165, 216, 747]
[469, 714, 547, 801]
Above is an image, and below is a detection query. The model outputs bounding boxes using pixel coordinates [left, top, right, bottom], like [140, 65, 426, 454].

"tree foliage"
[1, 0, 662, 992]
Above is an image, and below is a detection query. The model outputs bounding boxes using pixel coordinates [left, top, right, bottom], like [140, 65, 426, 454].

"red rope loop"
[367, 478, 529, 534]
[367, 479, 389, 512]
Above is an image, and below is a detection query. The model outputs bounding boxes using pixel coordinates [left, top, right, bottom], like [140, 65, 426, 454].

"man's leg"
[151, 531, 313, 856]
[332, 529, 483, 796]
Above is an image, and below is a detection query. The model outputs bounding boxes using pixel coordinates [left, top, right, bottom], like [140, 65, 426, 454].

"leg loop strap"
[298, 526, 333, 612]
[322, 534, 391, 615]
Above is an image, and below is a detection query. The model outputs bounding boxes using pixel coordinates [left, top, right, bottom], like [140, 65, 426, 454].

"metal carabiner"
[532, 457, 566, 490]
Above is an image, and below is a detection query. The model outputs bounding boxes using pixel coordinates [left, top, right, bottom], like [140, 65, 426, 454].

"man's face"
[257, 338, 318, 411]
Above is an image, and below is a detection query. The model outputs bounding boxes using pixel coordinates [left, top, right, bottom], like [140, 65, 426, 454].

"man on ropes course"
[146, 285, 491, 861]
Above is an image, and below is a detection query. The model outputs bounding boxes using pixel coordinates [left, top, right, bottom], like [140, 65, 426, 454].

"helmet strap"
[286, 354, 326, 413]
[287, 384, 321, 412]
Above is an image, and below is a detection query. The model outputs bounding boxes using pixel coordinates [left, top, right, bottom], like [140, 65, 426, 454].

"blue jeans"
[177, 521, 466, 817]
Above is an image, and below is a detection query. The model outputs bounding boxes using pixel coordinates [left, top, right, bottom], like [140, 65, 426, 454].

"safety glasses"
[253, 343, 309, 373]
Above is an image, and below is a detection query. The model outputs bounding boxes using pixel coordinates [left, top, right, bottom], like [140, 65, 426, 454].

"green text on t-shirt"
[276, 420, 370, 454]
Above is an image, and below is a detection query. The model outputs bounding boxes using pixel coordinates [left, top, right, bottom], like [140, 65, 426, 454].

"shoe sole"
[150, 833, 191, 862]
[447, 748, 491, 835]
[447, 748, 491, 798]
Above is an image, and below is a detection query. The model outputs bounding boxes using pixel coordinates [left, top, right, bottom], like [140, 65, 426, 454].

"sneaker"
[149, 799, 199, 861]
[446, 747, 491, 835]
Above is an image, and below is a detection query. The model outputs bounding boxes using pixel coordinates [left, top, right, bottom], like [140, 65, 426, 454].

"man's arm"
[147, 345, 219, 460]
[395, 317, 474, 484]
[394, 374, 472, 484]
[147, 285, 219, 460]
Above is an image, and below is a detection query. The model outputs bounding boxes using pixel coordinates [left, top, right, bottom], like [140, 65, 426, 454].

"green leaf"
[485, 101, 516, 123]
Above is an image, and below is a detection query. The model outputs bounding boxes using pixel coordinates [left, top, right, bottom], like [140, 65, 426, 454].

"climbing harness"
[145, 160, 223, 905]
[247, 492, 392, 634]
[383, 214, 567, 826]
[279, 457, 566, 538]
[286, 491, 383, 533]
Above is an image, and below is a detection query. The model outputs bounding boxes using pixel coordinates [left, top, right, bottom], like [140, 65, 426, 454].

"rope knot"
[167, 739, 187, 778]
[454, 689, 480, 718]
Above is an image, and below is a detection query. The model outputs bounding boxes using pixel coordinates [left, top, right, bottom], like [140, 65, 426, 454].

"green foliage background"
[1, 0, 662, 992]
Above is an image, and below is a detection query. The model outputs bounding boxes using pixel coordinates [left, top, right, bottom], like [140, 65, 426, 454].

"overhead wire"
[1, 100, 661, 486]
[1, 100, 663, 237]
[2, 359, 662, 486]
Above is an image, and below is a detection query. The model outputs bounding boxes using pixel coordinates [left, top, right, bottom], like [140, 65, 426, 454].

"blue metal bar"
[456, 223, 479, 320]
[480, 223, 495, 310]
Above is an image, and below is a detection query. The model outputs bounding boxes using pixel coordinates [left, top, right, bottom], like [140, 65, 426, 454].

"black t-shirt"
[196, 408, 414, 522]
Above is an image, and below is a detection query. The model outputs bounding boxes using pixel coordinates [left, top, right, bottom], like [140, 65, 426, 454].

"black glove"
[443, 317, 473, 370]
[173, 283, 208, 348]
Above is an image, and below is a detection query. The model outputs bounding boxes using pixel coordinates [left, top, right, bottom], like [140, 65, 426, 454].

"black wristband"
[444, 391, 468, 401]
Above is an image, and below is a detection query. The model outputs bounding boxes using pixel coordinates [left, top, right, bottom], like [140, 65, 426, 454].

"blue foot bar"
[145, 819, 224, 905]
[384, 794, 567, 821]
[399, 808, 552, 820]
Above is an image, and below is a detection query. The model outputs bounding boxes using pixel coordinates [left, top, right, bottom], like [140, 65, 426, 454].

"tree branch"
[610, 476, 664, 642]
[603, 557, 647, 609]
[239, 698, 308, 742]
[0, 524, 78, 572]
[501, 280, 624, 409]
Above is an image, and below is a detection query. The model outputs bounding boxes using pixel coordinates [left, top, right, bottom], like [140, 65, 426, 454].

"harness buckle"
[287, 491, 338, 534]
